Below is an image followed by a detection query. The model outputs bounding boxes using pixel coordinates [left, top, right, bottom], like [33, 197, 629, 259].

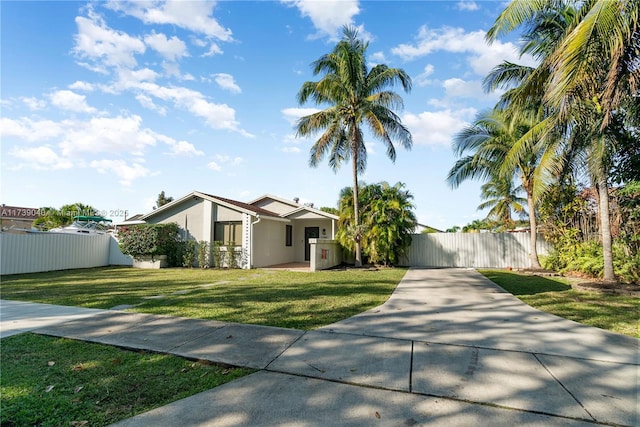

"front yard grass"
[0, 266, 406, 330]
[479, 269, 640, 338]
[0, 333, 252, 427]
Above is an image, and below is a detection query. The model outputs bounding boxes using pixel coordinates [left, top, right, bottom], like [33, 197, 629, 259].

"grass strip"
[479, 269, 639, 338]
[0, 333, 253, 427]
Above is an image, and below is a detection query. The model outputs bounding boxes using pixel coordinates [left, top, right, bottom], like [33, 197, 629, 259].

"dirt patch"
[574, 281, 640, 296]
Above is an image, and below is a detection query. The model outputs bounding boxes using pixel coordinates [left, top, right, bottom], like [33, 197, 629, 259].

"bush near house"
[118, 223, 182, 266]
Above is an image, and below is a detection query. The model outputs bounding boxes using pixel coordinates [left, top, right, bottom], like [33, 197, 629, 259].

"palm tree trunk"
[596, 173, 615, 281]
[526, 189, 542, 269]
[352, 154, 362, 267]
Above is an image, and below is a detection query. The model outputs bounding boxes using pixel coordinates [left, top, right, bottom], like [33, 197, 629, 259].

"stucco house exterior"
[139, 191, 339, 269]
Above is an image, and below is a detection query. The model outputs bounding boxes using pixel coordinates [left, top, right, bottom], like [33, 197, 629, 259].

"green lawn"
[479, 269, 640, 338]
[0, 266, 406, 330]
[0, 333, 252, 427]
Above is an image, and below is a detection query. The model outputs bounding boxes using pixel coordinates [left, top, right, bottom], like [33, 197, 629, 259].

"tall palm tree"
[487, 0, 639, 281]
[447, 109, 546, 268]
[295, 26, 413, 267]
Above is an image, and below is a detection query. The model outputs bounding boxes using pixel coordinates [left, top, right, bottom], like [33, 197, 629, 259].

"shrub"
[118, 223, 180, 263]
[197, 241, 209, 268]
[226, 241, 238, 269]
[181, 240, 196, 268]
[210, 241, 224, 268]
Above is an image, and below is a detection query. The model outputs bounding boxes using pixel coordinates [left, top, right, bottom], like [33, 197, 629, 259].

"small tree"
[155, 191, 174, 209]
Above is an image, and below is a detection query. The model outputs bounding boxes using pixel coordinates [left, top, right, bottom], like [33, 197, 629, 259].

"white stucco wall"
[251, 199, 297, 215]
[147, 198, 204, 241]
[251, 218, 295, 267]
[293, 218, 336, 262]
[309, 239, 343, 271]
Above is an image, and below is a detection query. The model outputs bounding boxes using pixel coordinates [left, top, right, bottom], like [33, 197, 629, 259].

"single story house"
[139, 191, 339, 268]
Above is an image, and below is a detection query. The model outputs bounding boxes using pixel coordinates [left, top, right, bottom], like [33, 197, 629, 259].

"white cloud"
[208, 154, 244, 171]
[207, 160, 222, 171]
[20, 97, 46, 110]
[415, 64, 435, 87]
[135, 82, 252, 135]
[1, 117, 64, 142]
[281, 107, 320, 125]
[167, 140, 204, 156]
[90, 159, 150, 186]
[144, 31, 188, 61]
[49, 90, 96, 113]
[402, 108, 476, 146]
[73, 10, 145, 71]
[392, 26, 537, 76]
[58, 115, 157, 158]
[116, 68, 159, 88]
[10, 146, 74, 170]
[456, 1, 479, 11]
[442, 78, 484, 99]
[105, 1, 233, 41]
[370, 51, 387, 64]
[135, 94, 167, 115]
[153, 133, 203, 156]
[68, 81, 95, 92]
[282, 146, 301, 153]
[282, 0, 360, 39]
[202, 43, 223, 57]
[213, 73, 241, 93]
[282, 133, 305, 153]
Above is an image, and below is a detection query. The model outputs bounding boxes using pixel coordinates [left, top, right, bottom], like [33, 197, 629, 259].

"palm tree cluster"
[336, 182, 417, 266]
[448, 0, 638, 279]
[296, 26, 413, 267]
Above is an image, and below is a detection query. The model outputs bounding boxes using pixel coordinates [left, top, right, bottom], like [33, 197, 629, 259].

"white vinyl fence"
[402, 232, 551, 269]
[1, 231, 550, 275]
[0, 233, 132, 275]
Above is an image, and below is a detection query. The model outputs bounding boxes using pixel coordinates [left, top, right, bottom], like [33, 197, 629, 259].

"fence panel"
[108, 237, 133, 266]
[0, 233, 132, 275]
[403, 232, 551, 269]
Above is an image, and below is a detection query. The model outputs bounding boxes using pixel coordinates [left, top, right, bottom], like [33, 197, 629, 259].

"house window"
[285, 225, 293, 246]
[214, 221, 243, 244]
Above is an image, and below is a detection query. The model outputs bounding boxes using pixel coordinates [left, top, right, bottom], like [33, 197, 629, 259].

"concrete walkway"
[1, 268, 638, 426]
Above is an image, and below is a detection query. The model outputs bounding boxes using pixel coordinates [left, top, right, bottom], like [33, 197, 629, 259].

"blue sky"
[1, 0, 535, 229]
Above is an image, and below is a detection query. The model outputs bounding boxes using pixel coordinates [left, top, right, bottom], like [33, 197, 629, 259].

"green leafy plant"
[118, 223, 180, 262]
[210, 241, 224, 269]
[197, 241, 209, 268]
[226, 242, 238, 269]
[181, 241, 196, 268]
[337, 182, 417, 266]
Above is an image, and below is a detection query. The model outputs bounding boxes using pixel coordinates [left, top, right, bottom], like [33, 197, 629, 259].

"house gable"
[248, 194, 301, 215]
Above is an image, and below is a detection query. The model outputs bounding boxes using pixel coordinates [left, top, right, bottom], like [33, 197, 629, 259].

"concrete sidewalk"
[0, 299, 107, 338]
[2, 268, 638, 426]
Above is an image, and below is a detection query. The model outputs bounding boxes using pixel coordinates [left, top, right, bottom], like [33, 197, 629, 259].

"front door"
[304, 227, 319, 261]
